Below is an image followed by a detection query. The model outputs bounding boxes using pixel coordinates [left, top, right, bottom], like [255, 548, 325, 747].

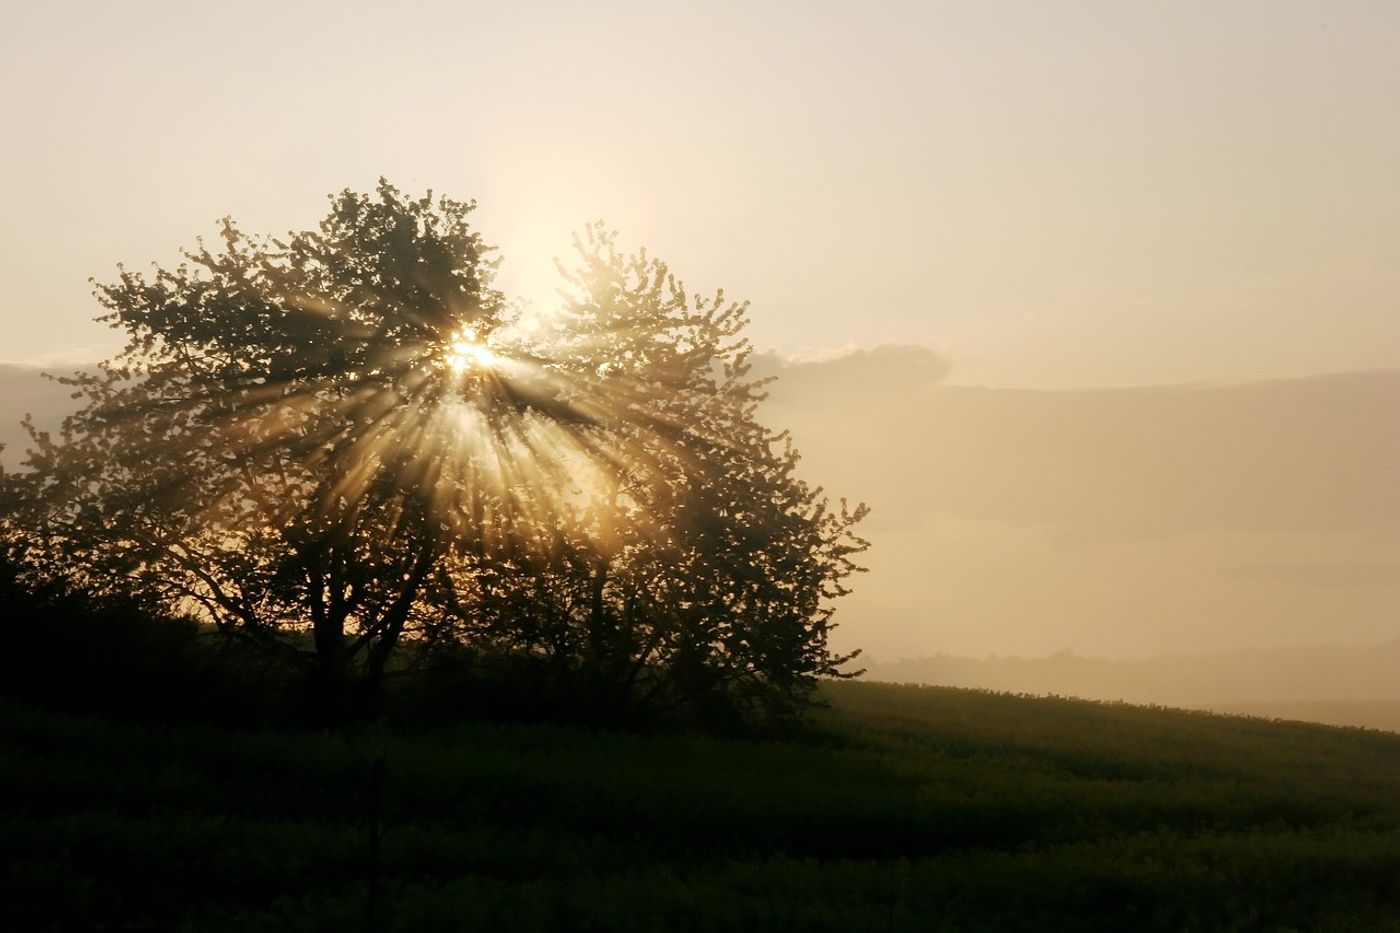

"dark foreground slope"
[6, 683, 1400, 932]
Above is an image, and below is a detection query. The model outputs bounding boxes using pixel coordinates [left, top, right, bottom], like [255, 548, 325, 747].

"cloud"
[753, 344, 953, 406]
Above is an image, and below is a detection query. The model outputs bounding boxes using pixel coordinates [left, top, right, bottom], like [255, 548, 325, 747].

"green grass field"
[6, 681, 1400, 931]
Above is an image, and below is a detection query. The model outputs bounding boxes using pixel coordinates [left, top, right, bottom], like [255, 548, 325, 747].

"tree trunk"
[586, 554, 610, 667]
[585, 476, 622, 695]
[362, 542, 438, 696]
[305, 545, 352, 720]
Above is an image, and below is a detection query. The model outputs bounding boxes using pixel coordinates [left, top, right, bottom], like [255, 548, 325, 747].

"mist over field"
[772, 353, 1400, 720]
[761, 352, 1400, 655]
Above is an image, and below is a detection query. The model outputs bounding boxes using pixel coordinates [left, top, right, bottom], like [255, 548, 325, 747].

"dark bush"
[0, 554, 299, 726]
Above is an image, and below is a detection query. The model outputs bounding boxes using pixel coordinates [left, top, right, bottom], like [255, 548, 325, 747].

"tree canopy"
[3, 181, 867, 721]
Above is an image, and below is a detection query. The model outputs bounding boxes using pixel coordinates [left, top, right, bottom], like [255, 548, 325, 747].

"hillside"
[864, 641, 1400, 722]
[6, 681, 1400, 931]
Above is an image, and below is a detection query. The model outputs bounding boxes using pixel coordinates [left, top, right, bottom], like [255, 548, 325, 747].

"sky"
[4, 0, 1398, 386]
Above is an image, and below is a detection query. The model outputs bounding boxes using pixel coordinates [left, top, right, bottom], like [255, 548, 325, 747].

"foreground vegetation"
[6, 676, 1400, 931]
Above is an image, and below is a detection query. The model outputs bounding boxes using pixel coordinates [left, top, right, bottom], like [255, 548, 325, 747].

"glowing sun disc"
[446, 334, 500, 372]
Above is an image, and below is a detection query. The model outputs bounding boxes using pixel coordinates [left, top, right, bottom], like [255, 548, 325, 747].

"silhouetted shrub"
[0, 551, 299, 725]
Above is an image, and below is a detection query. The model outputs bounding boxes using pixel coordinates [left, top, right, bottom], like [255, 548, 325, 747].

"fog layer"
[758, 350, 1400, 663]
[7, 356, 1398, 673]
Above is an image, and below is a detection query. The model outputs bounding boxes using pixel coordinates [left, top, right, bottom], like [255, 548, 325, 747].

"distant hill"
[865, 641, 1400, 728]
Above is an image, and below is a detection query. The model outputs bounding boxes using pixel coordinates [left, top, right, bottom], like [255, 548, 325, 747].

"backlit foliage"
[5, 182, 866, 716]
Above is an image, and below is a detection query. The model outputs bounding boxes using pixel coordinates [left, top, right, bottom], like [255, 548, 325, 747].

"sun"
[445, 327, 500, 373]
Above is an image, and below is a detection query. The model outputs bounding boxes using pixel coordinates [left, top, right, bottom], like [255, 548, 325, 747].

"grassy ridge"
[6, 682, 1400, 931]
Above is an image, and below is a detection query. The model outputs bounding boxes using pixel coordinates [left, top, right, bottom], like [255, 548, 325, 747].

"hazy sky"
[4, 1, 1398, 386]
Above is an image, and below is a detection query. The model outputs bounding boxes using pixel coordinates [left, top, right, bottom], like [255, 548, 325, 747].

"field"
[6, 681, 1400, 931]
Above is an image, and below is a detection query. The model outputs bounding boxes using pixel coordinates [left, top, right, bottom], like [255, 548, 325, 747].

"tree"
[4, 183, 866, 719]
[10, 182, 553, 701]
[423, 226, 868, 720]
